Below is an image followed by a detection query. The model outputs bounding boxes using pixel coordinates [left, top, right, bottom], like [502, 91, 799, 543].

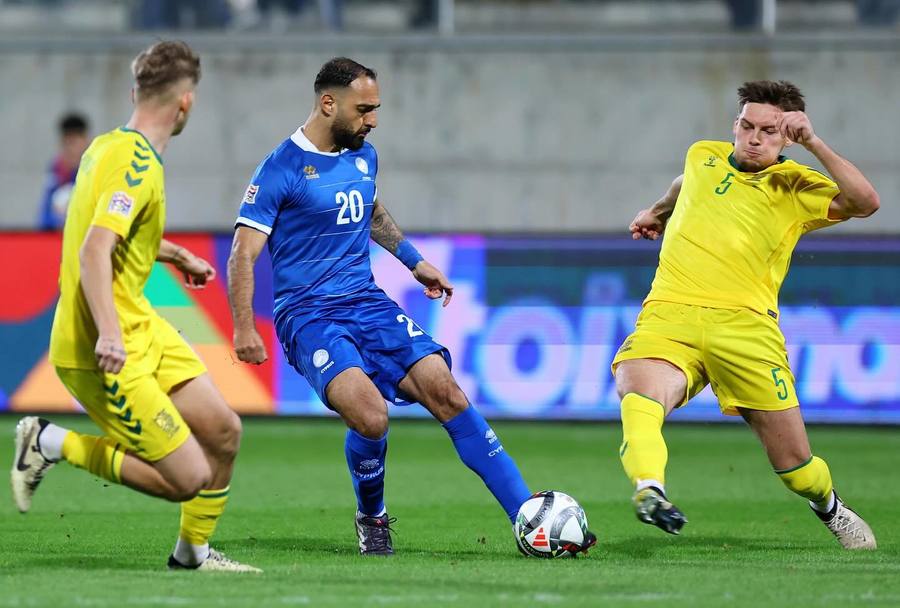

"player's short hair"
[131, 40, 201, 101]
[314, 57, 377, 94]
[738, 80, 805, 112]
[58, 113, 88, 136]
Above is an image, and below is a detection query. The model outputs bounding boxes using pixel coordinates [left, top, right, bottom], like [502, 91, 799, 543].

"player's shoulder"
[686, 140, 732, 157]
[346, 141, 378, 174]
[105, 127, 162, 165]
[357, 140, 377, 159]
[772, 157, 834, 186]
[255, 136, 305, 182]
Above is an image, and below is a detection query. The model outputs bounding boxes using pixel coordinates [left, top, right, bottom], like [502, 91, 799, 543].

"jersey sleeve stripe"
[235, 217, 273, 235]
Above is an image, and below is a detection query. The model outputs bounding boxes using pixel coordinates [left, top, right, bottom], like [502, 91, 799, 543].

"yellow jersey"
[50, 127, 166, 369]
[646, 140, 840, 317]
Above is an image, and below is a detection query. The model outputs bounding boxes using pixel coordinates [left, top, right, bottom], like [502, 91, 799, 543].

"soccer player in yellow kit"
[613, 80, 880, 549]
[10, 41, 259, 572]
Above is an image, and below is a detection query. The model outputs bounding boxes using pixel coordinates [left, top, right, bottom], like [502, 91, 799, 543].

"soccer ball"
[514, 490, 593, 558]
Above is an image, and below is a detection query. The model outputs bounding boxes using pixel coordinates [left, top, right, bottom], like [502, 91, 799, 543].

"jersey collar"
[118, 127, 163, 165]
[727, 150, 787, 174]
[290, 126, 345, 156]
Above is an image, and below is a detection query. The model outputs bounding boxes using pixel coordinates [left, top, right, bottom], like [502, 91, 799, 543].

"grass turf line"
[0, 415, 897, 607]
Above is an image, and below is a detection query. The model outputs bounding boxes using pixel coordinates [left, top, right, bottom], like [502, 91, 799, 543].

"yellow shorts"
[611, 301, 799, 416]
[56, 317, 206, 461]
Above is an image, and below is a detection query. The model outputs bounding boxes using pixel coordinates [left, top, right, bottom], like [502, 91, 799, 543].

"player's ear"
[319, 93, 336, 117]
[180, 90, 195, 113]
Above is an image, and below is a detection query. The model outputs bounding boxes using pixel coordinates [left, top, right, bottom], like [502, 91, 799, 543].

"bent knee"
[218, 411, 242, 458]
[427, 377, 468, 412]
[164, 463, 212, 502]
[354, 408, 389, 439]
[198, 411, 243, 462]
[614, 360, 686, 410]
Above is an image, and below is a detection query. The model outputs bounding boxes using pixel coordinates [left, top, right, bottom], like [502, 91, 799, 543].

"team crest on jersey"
[107, 191, 134, 217]
[304, 165, 320, 180]
[704, 155, 717, 167]
[243, 184, 259, 204]
[355, 157, 369, 175]
[312, 349, 330, 368]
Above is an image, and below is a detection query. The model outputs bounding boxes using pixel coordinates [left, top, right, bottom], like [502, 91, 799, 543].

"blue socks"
[345, 429, 387, 516]
[443, 405, 532, 522]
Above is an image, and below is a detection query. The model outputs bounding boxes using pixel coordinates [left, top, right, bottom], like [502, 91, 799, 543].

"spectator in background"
[256, 0, 343, 31]
[724, 0, 761, 30]
[857, 0, 900, 26]
[38, 113, 89, 231]
[132, 0, 231, 30]
[409, 0, 439, 29]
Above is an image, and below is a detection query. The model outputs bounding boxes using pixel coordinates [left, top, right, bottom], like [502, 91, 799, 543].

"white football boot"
[813, 492, 877, 550]
[168, 548, 262, 573]
[11, 417, 56, 513]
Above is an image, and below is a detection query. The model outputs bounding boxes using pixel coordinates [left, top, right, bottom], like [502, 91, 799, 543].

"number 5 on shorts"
[770, 367, 789, 401]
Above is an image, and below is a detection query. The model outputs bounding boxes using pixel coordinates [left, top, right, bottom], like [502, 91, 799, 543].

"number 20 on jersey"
[335, 190, 364, 225]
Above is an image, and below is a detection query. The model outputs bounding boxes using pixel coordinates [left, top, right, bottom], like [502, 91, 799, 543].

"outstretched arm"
[157, 238, 216, 289]
[777, 112, 880, 219]
[370, 198, 453, 307]
[227, 226, 269, 364]
[629, 174, 683, 240]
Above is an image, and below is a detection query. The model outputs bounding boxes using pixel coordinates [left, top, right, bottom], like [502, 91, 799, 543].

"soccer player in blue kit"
[227, 58, 586, 556]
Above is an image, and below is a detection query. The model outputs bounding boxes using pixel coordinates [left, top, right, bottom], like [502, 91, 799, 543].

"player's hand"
[95, 335, 126, 374]
[777, 111, 818, 148]
[629, 208, 666, 240]
[413, 261, 454, 307]
[234, 327, 268, 365]
[173, 249, 216, 289]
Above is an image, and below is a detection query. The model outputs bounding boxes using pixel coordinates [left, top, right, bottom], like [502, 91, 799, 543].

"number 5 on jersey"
[336, 190, 364, 225]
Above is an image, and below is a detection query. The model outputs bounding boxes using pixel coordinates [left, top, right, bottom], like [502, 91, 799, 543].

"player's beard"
[331, 117, 368, 151]
[172, 108, 191, 136]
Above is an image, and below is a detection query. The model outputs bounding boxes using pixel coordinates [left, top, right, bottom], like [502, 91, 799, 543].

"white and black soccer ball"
[514, 490, 593, 558]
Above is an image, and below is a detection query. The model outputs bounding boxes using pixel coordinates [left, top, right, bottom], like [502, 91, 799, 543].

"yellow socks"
[179, 487, 230, 546]
[61, 432, 125, 484]
[619, 392, 668, 488]
[777, 456, 834, 506]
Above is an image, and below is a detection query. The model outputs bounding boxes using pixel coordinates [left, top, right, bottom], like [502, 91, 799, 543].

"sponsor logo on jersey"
[312, 349, 330, 368]
[355, 157, 369, 175]
[704, 155, 717, 167]
[488, 445, 505, 458]
[485, 429, 498, 444]
[107, 191, 134, 217]
[243, 184, 259, 204]
[304, 165, 320, 180]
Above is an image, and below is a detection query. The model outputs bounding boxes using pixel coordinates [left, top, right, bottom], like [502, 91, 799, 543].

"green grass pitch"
[0, 415, 898, 607]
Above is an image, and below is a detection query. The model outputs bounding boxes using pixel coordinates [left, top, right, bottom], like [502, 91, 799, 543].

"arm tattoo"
[370, 200, 406, 254]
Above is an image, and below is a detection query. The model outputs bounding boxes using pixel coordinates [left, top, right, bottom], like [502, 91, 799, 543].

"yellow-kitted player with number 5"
[612, 80, 880, 549]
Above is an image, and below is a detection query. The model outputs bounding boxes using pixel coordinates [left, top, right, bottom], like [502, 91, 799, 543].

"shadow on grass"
[220, 535, 524, 560]
[601, 534, 814, 559]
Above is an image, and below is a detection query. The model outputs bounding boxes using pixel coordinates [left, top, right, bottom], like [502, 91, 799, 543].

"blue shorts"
[279, 290, 451, 408]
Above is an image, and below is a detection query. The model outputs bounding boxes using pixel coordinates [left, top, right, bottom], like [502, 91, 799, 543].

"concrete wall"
[2, 34, 898, 233]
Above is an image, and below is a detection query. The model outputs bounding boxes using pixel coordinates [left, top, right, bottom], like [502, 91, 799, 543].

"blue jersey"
[236, 127, 379, 329]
